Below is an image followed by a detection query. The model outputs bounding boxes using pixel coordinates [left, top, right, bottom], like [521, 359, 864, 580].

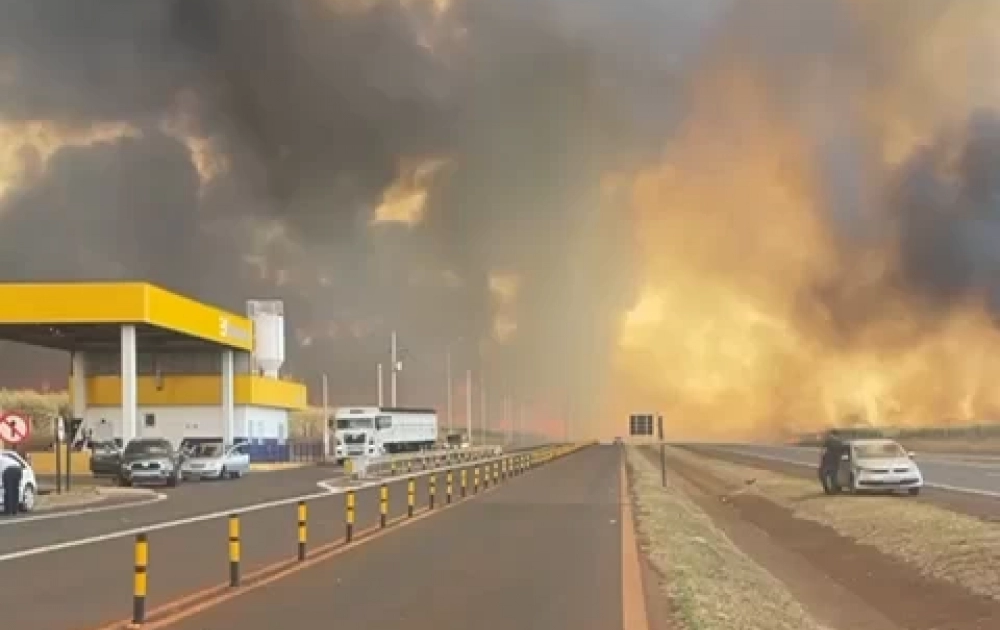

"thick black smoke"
[4, 1, 1000, 436]
[0, 0, 704, 426]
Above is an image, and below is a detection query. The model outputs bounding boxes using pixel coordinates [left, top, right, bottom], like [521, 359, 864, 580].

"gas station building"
[0, 282, 307, 456]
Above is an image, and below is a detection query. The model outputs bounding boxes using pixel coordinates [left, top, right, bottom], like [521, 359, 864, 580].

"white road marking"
[0, 492, 167, 527]
[0, 454, 512, 564]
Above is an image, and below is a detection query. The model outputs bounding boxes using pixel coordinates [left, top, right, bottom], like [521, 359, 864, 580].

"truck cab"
[331, 411, 383, 462]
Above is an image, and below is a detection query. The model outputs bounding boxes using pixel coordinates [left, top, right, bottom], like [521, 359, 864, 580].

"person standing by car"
[2, 456, 23, 516]
[818, 433, 845, 494]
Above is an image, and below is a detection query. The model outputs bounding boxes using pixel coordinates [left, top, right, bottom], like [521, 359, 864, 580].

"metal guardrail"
[122, 442, 594, 627]
[343, 446, 504, 479]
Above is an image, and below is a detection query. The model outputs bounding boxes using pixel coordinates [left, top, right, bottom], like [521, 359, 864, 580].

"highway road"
[0, 466, 343, 555]
[0, 447, 634, 630]
[152, 445, 625, 630]
[700, 444, 1000, 498]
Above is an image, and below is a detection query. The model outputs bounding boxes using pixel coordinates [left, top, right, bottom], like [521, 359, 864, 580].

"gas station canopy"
[0, 282, 254, 352]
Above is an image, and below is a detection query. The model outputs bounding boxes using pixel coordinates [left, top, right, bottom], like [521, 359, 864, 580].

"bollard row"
[125, 444, 591, 627]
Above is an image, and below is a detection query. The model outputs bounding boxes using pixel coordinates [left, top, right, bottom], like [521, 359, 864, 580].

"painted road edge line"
[0, 453, 517, 564]
[85, 453, 558, 630]
[620, 451, 650, 630]
[0, 492, 167, 528]
[705, 446, 1000, 499]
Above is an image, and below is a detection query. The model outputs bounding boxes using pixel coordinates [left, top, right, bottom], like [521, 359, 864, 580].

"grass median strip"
[626, 447, 827, 630]
[671, 447, 1000, 602]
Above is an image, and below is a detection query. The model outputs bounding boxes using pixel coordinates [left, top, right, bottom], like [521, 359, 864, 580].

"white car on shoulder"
[0, 450, 38, 512]
[836, 438, 924, 495]
[181, 442, 251, 480]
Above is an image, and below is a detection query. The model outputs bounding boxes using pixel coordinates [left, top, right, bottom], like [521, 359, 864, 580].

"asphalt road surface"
[703, 444, 1000, 497]
[157, 445, 622, 630]
[0, 450, 620, 630]
[0, 466, 343, 557]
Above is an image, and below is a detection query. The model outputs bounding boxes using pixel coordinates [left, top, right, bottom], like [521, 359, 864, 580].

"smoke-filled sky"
[2, 0, 1000, 440]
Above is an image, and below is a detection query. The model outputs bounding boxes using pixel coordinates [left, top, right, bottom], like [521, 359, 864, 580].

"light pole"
[390, 331, 399, 406]
[480, 369, 486, 445]
[465, 368, 473, 446]
[321, 374, 330, 460]
[444, 338, 464, 435]
[377, 363, 384, 406]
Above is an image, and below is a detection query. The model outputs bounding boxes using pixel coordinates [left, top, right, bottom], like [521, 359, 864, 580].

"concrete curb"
[250, 462, 315, 472]
[96, 487, 160, 497]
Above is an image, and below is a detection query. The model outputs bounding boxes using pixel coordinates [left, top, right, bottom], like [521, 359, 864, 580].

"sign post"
[658, 415, 666, 487]
[0, 411, 30, 447]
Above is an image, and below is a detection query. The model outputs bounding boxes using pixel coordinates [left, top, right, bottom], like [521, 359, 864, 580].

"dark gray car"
[117, 438, 185, 487]
[89, 440, 123, 477]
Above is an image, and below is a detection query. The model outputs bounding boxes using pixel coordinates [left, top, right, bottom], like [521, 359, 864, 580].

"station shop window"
[144, 413, 156, 428]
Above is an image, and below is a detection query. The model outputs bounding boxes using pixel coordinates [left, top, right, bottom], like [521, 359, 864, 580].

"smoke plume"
[3, 1, 1000, 439]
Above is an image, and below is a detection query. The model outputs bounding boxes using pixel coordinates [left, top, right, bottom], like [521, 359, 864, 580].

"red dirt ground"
[637, 448, 1000, 630]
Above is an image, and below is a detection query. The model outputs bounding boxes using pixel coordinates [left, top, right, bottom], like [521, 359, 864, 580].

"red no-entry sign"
[0, 412, 31, 445]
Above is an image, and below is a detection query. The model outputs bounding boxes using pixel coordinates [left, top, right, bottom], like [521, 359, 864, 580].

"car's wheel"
[166, 476, 178, 488]
[219, 466, 228, 480]
[908, 487, 920, 496]
[20, 483, 36, 513]
[118, 476, 132, 488]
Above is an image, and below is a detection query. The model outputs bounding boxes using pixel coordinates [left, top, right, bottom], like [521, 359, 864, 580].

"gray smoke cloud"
[3, 0, 1000, 437]
[0, 0, 714, 429]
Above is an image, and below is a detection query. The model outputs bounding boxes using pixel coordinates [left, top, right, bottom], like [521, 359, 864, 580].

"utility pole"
[465, 368, 473, 446]
[445, 350, 453, 434]
[377, 364, 384, 406]
[658, 414, 666, 487]
[390, 331, 398, 406]
[480, 369, 487, 445]
[321, 374, 330, 460]
[517, 402, 524, 446]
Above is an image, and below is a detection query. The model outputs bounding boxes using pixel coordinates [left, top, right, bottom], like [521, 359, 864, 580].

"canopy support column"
[222, 348, 235, 444]
[121, 325, 138, 443]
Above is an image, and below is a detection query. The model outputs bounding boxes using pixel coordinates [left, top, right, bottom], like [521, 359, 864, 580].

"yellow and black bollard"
[493, 462, 499, 485]
[407, 478, 415, 518]
[429, 473, 437, 510]
[379, 483, 388, 528]
[483, 463, 489, 489]
[461, 469, 467, 498]
[345, 490, 356, 542]
[228, 514, 241, 587]
[447, 470, 454, 504]
[474, 466, 480, 494]
[297, 501, 308, 561]
[130, 533, 148, 628]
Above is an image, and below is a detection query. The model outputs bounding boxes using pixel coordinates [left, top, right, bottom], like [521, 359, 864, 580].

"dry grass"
[671, 447, 1000, 602]
[627, 447, 828, 630]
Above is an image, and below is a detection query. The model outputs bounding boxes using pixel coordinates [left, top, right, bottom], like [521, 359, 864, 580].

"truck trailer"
[331, 406, 438, 461]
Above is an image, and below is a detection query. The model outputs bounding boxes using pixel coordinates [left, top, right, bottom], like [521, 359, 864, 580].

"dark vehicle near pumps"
[117, 438, 185, 487]
[89, 439, 124, 477]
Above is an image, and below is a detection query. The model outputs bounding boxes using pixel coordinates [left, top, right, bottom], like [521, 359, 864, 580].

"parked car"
[831, 438, 924, 495]
[118, 438, 185, 487]
[181, 441, 250, 480]
[89, 439, 124, 477]
[0, 450, 38, 513]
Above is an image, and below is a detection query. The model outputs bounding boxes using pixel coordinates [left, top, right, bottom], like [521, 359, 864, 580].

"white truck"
[331, 406, 438, 462]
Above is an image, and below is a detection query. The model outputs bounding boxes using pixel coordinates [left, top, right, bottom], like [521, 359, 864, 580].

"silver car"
[181, 442, 251, 480]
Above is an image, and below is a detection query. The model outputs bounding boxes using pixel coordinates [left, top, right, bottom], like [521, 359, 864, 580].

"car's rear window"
[854, 443, 906, 458]
[125, 440, 172, 456]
